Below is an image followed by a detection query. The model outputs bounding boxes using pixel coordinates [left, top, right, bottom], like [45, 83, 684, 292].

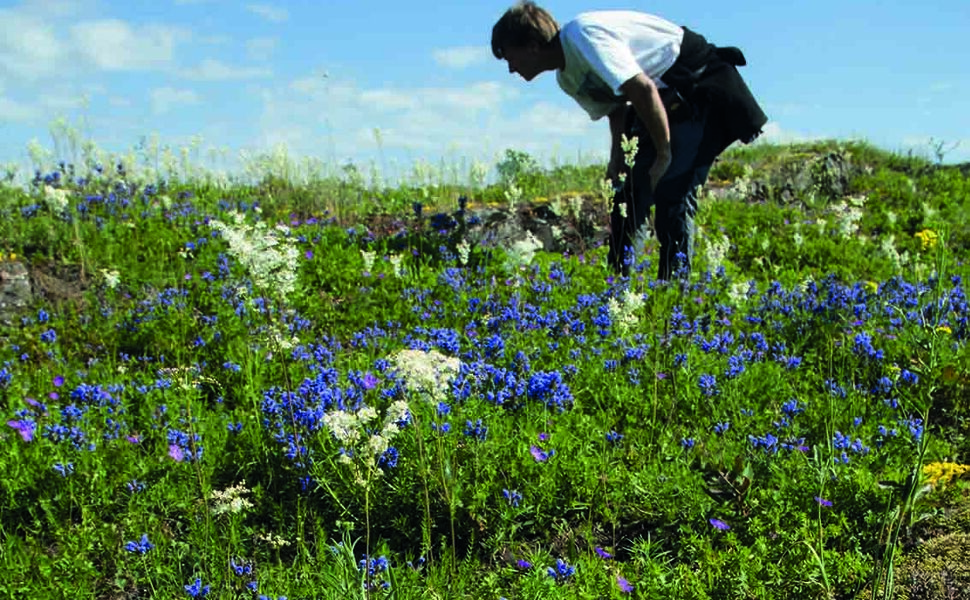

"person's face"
[504, 43, 542, 81]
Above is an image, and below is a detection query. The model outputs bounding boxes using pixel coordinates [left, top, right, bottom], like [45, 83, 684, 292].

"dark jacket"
[661, 27, 768, 159]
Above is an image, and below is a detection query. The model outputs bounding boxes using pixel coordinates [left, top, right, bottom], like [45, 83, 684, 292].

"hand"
[648, 152, 672, 193]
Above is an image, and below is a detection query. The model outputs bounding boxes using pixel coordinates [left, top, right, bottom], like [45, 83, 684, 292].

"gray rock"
[0, 261, 32, 324]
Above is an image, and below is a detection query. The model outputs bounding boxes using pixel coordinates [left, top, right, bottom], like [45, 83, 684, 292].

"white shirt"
[556, 11, 684, 120]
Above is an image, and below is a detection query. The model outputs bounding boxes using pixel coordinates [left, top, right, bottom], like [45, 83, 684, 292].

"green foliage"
[1, 139, 969, 598]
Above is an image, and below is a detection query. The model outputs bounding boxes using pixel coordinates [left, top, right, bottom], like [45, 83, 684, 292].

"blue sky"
[1, 0, 967, 183]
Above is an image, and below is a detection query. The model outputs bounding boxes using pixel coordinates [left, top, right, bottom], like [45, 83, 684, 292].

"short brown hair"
[491, 1, 560, 59]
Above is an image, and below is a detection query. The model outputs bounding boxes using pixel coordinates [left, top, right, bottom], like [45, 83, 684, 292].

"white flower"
[390, 349, 461, 403]
[211, 481, 253, 516]
[101, 269, 121, 290]
[209, 212, 300, 299]
[42, 185, 70, 213]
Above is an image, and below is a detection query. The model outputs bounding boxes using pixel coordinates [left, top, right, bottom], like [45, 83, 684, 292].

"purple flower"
[516, 559, 531, 569]
[168, 444, 185, 462]
[709, 518, 730, 530]
[530, 445, 554, 462]
[305, 250, 314, 260]
[53, 375, 64, 387]
[362, 372, 379, 390]
[595, 546, 612, 560]
[616, 575, 634, 593]
[7, 419, 35, 442]
[815, 496, 833, 507]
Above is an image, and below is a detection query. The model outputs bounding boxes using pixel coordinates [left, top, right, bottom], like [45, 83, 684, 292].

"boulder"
[0, 260, 32, 325]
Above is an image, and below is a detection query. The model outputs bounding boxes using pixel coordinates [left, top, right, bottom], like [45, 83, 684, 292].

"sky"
[1, 0, 968, 184]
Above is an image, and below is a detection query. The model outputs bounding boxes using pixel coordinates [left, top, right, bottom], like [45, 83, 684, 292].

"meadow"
[1, 137, 969, 599]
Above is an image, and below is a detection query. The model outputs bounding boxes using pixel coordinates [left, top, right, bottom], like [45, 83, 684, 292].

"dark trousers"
[607, 101, 717, 280]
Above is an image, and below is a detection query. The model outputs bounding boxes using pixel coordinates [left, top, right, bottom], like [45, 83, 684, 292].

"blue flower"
[124, 533, 154, 554]
[502, 489, 522, 507]
[547, 558, 575, 582]
[184, 578, 210, 597]
[698, 374, 718, 397]
[463, 419, 487, 441]
[378, 447, 399, 469]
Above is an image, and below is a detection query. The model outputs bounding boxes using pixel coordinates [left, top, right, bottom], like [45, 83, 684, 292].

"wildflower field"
[2, 139, 970, 599]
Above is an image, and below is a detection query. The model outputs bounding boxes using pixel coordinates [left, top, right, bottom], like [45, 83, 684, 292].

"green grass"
[1, 139, 969, 599]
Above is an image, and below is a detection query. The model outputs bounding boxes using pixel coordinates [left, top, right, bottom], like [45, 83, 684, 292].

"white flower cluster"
[880, 234, 910, 272]
[210, 481, 253, 516]
[389, 349, 461, 403]
[209, 211, 300, 299]
[100, 268, 121, 290]
[504, 231, 543, 271]
[703, 230, 731, 270]
[830, 195, 866, 239]
[322, 400, 410, 485]
[42, 185, 71, 213]
[608, 289, 645, 336]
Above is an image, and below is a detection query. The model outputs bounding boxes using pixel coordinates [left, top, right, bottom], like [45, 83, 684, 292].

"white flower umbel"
[608, 289, 645, 337]
[389, 254, 407, 278]
[456, 240, 471, 266]
[323, 400, 410, 486]
[361, 250, 376, 273]
[42, 185, 70, 213]
[209, 211, 300, 300]
[831, 195, 866, 239]
[101, 269, 121, 290]
[503, 231, 543, 271]
[389, 349, 461, 404]
[703, 231, 731, 270]
[211, 481, 254, 516]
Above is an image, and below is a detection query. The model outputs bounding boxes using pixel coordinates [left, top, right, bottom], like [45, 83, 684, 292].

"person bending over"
[492, 1, 767, 279]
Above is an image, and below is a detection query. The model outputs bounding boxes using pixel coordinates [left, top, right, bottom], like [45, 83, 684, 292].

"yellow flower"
[936, 325, 953, 335]
[923, 462, 970, 488]
[864, 281, 879, 294]
[914, 228, 939, 251]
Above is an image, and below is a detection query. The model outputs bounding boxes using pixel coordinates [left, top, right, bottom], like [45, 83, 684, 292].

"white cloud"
[0, 10, 68, 80]
[151, 87, 200, 114]
[246, 36, 278, 60]
[70, 20, 185, 71]
[0, 94, 41, 122]
[432, 46, 490, 69]
[247, 3, 288, 23]
[180, 58, 272, 81]
[252, 72, 605, 177]
[756, 121, 820, 145]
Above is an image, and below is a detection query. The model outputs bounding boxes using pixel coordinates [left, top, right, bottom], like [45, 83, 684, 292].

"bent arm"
[619, 72, 671, 159]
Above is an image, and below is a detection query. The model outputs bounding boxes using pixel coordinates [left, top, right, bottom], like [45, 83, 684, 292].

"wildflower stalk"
[408, 404, 435, 562]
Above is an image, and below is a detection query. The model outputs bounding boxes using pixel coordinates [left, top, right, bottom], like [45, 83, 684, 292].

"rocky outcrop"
[0, 261, 31, 325]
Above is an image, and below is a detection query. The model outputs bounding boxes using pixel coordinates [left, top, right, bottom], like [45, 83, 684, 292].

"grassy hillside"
[1, 140, 969, 599]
